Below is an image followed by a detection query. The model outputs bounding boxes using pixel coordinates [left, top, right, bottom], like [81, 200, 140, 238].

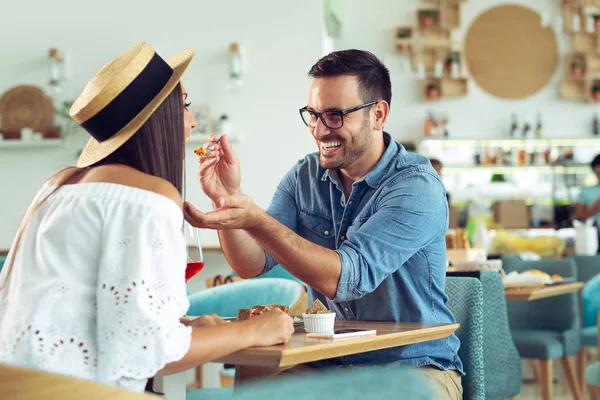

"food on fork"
[193, 138, 221, 157]
[305, 299, 331, 314]
[193, 146, 208, 157]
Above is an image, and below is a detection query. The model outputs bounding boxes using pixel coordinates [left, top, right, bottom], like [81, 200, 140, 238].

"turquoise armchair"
[187, 278, 303, 318]
[448, 271, 522, 399]
[445, 276, 485, 400]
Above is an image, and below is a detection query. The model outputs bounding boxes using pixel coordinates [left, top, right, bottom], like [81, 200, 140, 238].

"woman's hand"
[197, 134, 241, 202]
[241, 309, 295, 347]
[181, 314, 229, 327]
[184, 194, 263, 230]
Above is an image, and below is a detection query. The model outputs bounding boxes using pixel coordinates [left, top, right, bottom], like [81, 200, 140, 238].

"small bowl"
[302, 313, 336, 333]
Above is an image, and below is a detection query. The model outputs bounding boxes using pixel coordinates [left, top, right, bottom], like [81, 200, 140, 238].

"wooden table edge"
[216, 323, 459, 368]
[504, 282, 584, 301]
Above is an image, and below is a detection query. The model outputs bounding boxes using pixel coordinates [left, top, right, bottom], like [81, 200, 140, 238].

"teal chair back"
[186, 278, 303, 318]
[570, 255, 600, 284]
[0, 255, 5, 273]
[479, 271, 522, 399]
[503, 258, 579, 332]
[445, 276, 485, 400]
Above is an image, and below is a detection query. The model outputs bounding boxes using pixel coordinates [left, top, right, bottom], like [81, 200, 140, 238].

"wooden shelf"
[560, 79, 586, 100]
[441, 2, 460, 30]
[411, 47, 443, 72]
[573, 32, 600, 51]
[417, 8, 446, 38]
[0, 139, 64, 149]
[394, 27, 413, 52]
[441, 77, 468, 97]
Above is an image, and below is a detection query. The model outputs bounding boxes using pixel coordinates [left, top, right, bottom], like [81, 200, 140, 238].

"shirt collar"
[320, 131, 399, 189]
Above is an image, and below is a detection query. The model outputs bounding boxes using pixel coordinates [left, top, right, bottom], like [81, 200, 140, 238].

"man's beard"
[320, 116, 371, 170]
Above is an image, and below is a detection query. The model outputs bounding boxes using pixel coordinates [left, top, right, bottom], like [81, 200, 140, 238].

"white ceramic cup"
[302, 313, 336, 334]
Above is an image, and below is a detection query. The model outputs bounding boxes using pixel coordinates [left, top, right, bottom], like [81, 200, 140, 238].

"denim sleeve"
[334, 168, 448, 301]
[261, 163, 300, 274]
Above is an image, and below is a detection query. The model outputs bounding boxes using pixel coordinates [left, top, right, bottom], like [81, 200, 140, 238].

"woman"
[0, 43, 293, 393]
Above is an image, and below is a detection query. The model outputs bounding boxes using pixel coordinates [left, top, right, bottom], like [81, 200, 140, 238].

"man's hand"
[197, 134, 241, 202]
[184, 194, 264, 230]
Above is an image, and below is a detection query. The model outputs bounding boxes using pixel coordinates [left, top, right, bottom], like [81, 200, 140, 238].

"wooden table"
[215, 320, 459, 385]
[504, 282, 584, 301]
[0, 363, 158, 399]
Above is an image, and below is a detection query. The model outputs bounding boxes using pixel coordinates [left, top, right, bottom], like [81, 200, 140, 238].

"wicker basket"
[0, 85, 54, 137]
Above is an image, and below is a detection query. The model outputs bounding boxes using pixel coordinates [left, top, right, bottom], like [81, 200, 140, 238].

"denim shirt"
[263, 132, 463, 373]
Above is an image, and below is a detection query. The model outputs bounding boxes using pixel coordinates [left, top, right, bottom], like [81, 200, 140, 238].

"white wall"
[0, 0, 326, 249]
[336, 0, 600, 142]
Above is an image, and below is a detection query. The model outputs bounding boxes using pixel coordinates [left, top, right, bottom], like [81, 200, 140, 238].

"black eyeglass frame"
[299, 101, 378, 129]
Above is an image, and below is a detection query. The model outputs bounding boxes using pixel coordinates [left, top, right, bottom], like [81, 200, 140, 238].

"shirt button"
[341, 236, 346, 241]
[348, 200, 352, 205]
[344, 308, 349, 312]
[324, 230, 330, 236]
[340, 199, 345, 206]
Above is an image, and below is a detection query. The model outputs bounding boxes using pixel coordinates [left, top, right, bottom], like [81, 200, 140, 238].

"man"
[430, 158, 451, 205]
[574, 154, 600, 252]
[185, 49, 463, 399]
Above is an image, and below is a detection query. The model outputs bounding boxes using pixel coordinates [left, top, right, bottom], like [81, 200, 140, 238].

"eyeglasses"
[299, 101, 378, 129]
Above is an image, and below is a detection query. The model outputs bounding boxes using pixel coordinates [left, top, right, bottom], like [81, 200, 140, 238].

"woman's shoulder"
[46, 165, 182, 209]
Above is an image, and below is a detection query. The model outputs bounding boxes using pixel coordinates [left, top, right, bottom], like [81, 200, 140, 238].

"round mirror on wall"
[464, 5, 559, 99]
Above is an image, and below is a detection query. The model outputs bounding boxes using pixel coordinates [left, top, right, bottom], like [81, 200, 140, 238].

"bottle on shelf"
[509, 113, 518, 138]
[502, 147, 512, 165]
[593, 112, 599, 136]
[473, 147, 481, 165]
[443, 115, 449, 138]
[565, 146, 574, 162]
[217, 114, 232, 134]
[425, 112, 434, 137]
[521, 123, 531, 139]
[535, 113, 543, 138]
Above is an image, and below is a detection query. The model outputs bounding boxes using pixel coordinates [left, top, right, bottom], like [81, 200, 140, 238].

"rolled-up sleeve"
[262, 163, 300, 274]
[334, 168, 448, 302]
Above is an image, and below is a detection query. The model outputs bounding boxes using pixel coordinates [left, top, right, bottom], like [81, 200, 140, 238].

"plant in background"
[395, 28, 412, 52]
[445, 53, 460, 75]
[425, 82, 440, 100]
[53, 100, 79, 137]
[420, 9, 438, 27]
[570, 57, 586, 78]
[396, 28, 411, 39]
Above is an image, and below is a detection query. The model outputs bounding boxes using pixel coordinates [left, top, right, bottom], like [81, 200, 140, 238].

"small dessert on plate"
[303, 299, 336, 333]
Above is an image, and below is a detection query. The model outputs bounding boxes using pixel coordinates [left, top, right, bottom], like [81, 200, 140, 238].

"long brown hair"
[0, 83, 186, 291]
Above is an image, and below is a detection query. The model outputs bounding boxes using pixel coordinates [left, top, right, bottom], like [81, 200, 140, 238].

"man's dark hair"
[308, 49, 392, 107]
[592, 153, 600, 169]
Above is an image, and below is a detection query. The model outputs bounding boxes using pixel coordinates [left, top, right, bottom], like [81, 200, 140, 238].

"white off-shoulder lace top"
[0, 182, 192, 393]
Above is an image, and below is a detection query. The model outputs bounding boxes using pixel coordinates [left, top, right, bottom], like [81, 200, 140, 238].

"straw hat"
[70, 42, 195, 167]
